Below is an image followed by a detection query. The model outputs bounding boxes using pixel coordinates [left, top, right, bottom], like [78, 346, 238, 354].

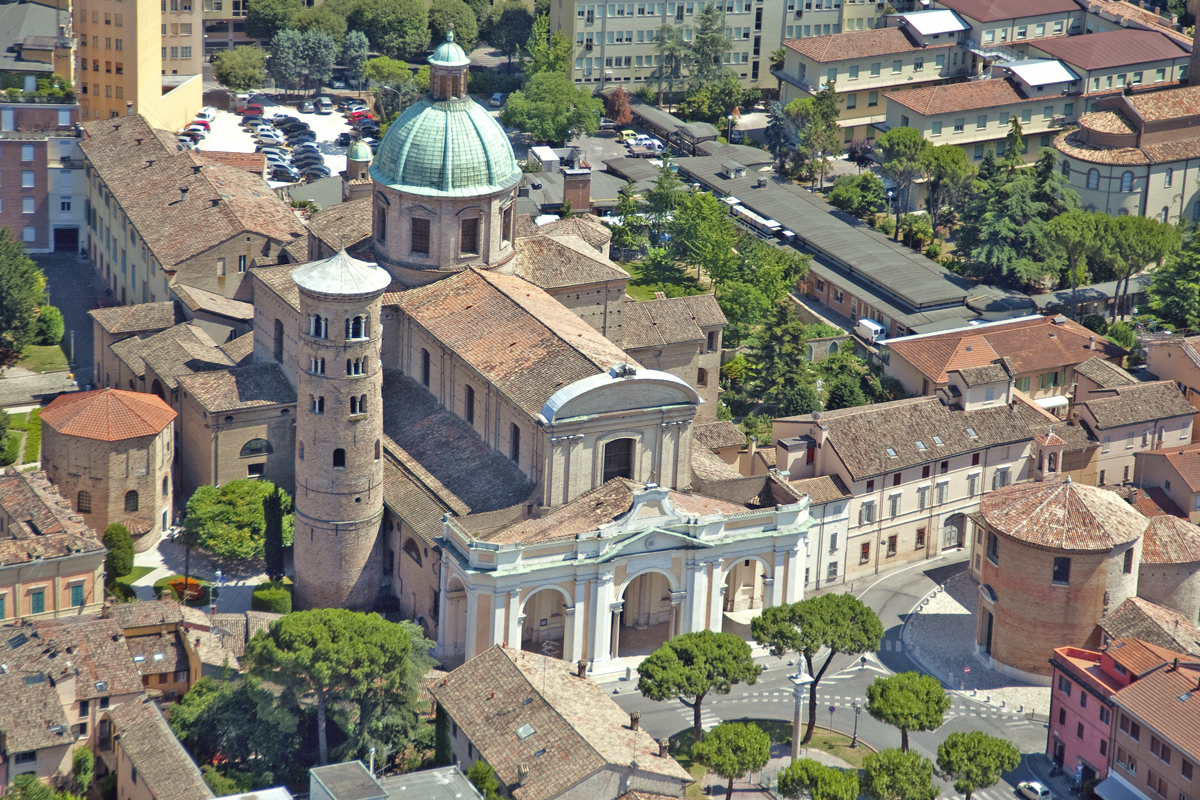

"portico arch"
[720, 556, 771, 614]
[519, 585, 571, 657]
[614, 568, 681, 659]
[443, 576, 469, 661]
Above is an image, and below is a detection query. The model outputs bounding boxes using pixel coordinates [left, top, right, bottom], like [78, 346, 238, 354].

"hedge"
[22, 408, 41, 464]
[251, 582, 292, 614]
[107, 582, 137, 602]
[0, 433, 20, 467]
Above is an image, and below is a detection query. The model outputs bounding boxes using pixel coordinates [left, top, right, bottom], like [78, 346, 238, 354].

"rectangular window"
[859, 501, 874, 524]
[846, 94, 857, 109]
[892, 59, 901, 74]
[987, 532, 999, 564]
[1183, 761, 1193, 782]
[976, 115, 987, 130]
[80, 700, 89, 717]
[968, 473, 978, 497]
[848, 64, 858, 80]
[936, 482, 947, 504]
[1100, 707, 1111, 725]
[1052, 557, 1071, 585]
[510, 423, 521, 463]
[827, 561, 837, 579]
[887, 535, 897, 556]
[22, 197, 34, 214]
[1151, 737, 1172, 765]
[860, 542, 870, 563]
[31, 589, 44, 614]
[974, 144, 984, 160]
[917, 486, 928, 510]
[931, 121, 941, 136]
[1059, 676, 1073, 695]
[889, 494, 900, 518]
[953, 118, 964, 132]
[411, 218, 430, 255]
[1080, 692, 1087, 709]
[913, 58, 923, 72]
[868, 90, 878, 107]
[1077, 722, 1085, 739]
[870, 62, 880, 77]
[1124, 548, 1134, 574]
[460, 218, 479, 255]
[71, 584, 84, 607]
[22, 170, 33, 188]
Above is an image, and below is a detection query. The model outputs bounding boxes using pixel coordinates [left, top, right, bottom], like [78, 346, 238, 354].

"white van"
[317, 96, 333, 114]
[855, 318, 885, 344]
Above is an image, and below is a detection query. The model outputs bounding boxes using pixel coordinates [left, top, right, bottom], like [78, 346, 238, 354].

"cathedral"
[91, 34, 816, 672]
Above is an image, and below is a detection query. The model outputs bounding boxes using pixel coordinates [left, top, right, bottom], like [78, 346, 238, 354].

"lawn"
[7, 412, 27, 430]
[672, 716, 870, 783]
[15, 345, 69, 373]
[115, 566, 155, 586]
[624, 258, 707, 302]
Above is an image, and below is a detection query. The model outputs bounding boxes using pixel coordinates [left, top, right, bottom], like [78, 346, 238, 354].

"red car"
[244, 103, 265, 117]
[190, 118, 211, 130]
[347, 110, 373, 123]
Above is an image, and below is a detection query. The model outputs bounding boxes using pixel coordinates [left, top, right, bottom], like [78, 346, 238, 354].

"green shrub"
[1082, 314, 1109, 336]
[251, 582, 292, 614]
[107, 582, 137, 602]
[36, 305, 64, 346]
[0, 433, 19, 467]
[72, 746, 94, 792]
[878, 216, 896, 236]
[467, 68, 520, 96]
[152, 574, 211, 607]
[103, 524, 134, 582]
[96, 774, 117, 800]
[22, 408, 40, 464]
[924, 240, 942, 260]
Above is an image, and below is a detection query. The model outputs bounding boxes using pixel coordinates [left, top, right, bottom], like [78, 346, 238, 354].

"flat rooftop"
[379, 768, 483, 800]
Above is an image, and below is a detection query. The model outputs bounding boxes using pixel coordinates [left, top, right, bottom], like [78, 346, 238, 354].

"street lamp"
[886, 189, 899, 240]
[789, 666, 814, 762]
[727, 114, 734, 142]
[812, 151, 823, 192]
[851, 702, 862, 749]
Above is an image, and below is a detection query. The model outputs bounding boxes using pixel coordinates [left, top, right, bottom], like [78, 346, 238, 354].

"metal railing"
[962, 38, 1023, 63]
[0, 93, 77, 104]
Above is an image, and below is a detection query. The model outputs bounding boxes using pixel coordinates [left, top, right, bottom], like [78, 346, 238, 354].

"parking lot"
[188, 94, 374, 188]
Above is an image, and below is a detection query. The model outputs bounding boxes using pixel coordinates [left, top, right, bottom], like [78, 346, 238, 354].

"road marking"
[884, 640, 892, 651]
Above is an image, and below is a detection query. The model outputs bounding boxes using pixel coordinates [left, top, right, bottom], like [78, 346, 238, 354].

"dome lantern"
[430, 27, 470, 101]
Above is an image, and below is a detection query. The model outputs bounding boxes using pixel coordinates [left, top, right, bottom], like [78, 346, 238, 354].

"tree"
[7, 774, 55, 800]
[636, 630, 761, 742]
[500, 72, 601, 144]
[691, 5, 732, 85]
[936, 732, 1019, 800]
[846, 140, 875, 171]
[828, 173, 885, 220]
[608, 180, 648, 252]
[72, 747, 94, 794]
[246, 0, 301, 42]
[35, 305, 63, 346]
[1106, 214, 1182, 323]
[670, 189, 736, 267]
[692, 722, 771, 800]
[778, 759, 859, 800]
[1002, 117, 1025, 170]
[1031, 147, 1078, 219]
[350, 0, 429, 59]
[293, 6, 347, 50]
[639, 247, 678, 287]
[1045, 210, 1104, 314]
[363, 55, 411, 88]
[429, 0, 479, 52]
[751, 593, 883, 744]
[246, 609, 421, 765]
[484, 0, 533, 68]
[526, 14, 572, 78]
[1150, 233, 1200, 331]
[641, 158, 684, 245]
[877, 127, 930, 240]
[770, 46, 786, 95]
[343, 30, 369, 92]
[269, 29, 304, 91]
[0, 229, 46, 355]
[865, 672, 951, 752]
[862, 749, 939, 800]
[765, 102, 791, 168]
[606, 86, 633, 126]
[184, 479, 294, 563]
[780, 382, 821, 416]
[651, 24, 690, 109]
[467, 762, 500, 800]
[825, 374, 867, 410]
[103, 524, 133, 583]
[213, 45, 268, 91]
[751, 300, 811, 408]
[921, 144, 975, 231]
[262, 486, 287, 583]
[298, 29, 337, 92]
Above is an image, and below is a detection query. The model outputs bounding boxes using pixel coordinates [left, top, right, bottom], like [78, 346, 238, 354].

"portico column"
[491, 591, 506, 650]
[708, 561, 727, 632]
[610, 601, 624, 658]
[571, 581, 587, 663]
[563, 607, 578, 663]
[589, 572, 616, 668]
[465, 589, 480, 661]
[686, 561, 709, 633]
[669, 592, 685, 637]
[771, 550, 787, 607]
[785, 545, 804, 603]
[505, 590, 522, 648]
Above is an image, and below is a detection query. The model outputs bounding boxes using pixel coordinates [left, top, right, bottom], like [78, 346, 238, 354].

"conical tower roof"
[292, 249, 393, 296]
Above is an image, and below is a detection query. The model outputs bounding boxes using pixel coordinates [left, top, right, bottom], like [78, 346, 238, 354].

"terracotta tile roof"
[308, 196, 373, 254]
[935, 0, 1077, 22]
[103, 599, 188, 629]
[692, 446, 746, 481]
[1104, 637, 1190, 678]
[80, 116, 305, 269]
[1032, 29, 1188, 72]
[1126, 83, 1200, 121]
[220, 332, 255, 366]
[126, 632, 184, 675]
[41, 388, 176, 442]
[885, 316, 1126, 384]
[392, 269, 636, 417]
[783, 26, 944, 62]
[1101, 597, 1200, 655]
[790, 473, 853, 505]
[531, 215, 613, 250]
[140, 324, 235, 390]
[692, 420, 746, 450]
[197, 149, 266, 176]
[0, 670, 72, 754]
[430, 647, 691, 800]
[1083, 0, 1193, 48]
[621, 295, 726, 350]
[89, 302, 178, 336]
[1142, 515, 1200, 564]
[982, 477, 1147, 552]
[885, 78, 1027, 116]
[1054, 127, 1151, 166]
[172, 283, 254, 321]
[955, 361, 1013, 386]
[1081, 110, 1137, 136]
[382, 449, 453, 547]
[513, 234, 629, 290]
[106, 697, 214, 800]
[1074, 356, 1137, 388]
[1033, 430, 1067, 447]
[251, 263, 303, 311]
[1138, 442, 1200, 493]
[203, 611, 281, 658]
[0, 470, 104, 567]
[1109, 483, 1188, 518]
[780, 395, 1075, 480]
[2, 617, 144, 700]
[1112, 661, 1200, 756]
[382, 372, 534, 515]
[1079, 381, 1196, 430]
[176, 363, 295, 413]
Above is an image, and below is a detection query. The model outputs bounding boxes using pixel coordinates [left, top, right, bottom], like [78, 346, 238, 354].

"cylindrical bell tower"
[291, 250, 393, 610]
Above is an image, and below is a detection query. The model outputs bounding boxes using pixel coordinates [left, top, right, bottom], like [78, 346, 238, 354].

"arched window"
[1161, 206, 1170, 223]
[465, 384, 475, 424]
[603, 438, 635, 482]
[309, 315, 327, 338]
[151, 379, 164, 400]
[299, 441, 305, 460]
[77, 491, 91, 513]
[347, 358, 364, 375]
[697, 367, 708, 387]
[375, 439, 381, 460]
[240, 438, 273, 457]
[1165, 168, 1174, 188]
[310, 357, 325, 375]
[125, 490, 139, 513]
[346, 314, 368, 340]
[311, 396, 324, 414]
[510, 423, 521, 463]
[333, 448, 346, 468]
[421, 348, 431, 387]
[162, 476, 169, 497]
[1086, 169, 1099, 190]
[360, 394, 367, 413]
[1118, 208, 1129, 216]
[350, 396, 360, 414]
[1121, 171, 1134, 192]
[273, 319, 284, 361]
[1048, 452, 1058, 471]
[1061, 160, 1070, 179]
[403, 537, 423, 566]
[375, 202, 387, 242]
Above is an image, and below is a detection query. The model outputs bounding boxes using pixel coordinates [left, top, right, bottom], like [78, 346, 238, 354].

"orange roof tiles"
[1105, 637, 1192, 677]
[935, 0, 1078, 23]
[1142, 515, 1200, 564]
[1113, 662, 1200, 756]
[783, 26, 944, 62]
[885, 79, 1028, 116]
[981, 477, 1148, 552]
[1138, 442, 1200, 492]
[41, 388, 176, 441]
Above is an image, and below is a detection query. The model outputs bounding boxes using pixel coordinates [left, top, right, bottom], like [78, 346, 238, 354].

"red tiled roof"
[885, 78, 1027, 116]
[41, 388, 176, 441]
[934, 0, 1078, 23]
[1113, 663, 1200, 756]
[783, 26, 945, 62]
[1142, 515, 1200, 564]
[1083, 0, 1193, 48]
[982, 477, 1148, 552]
[1127, 83, 1200, 122]
[1032, 29, 1188, 72]
[1105, 637, 1191, 678]
[1138, 442, 1200, 492]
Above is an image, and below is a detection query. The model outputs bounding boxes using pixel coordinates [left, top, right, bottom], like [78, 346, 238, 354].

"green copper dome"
[347, 138, 373, 162]
[430, 30, 470, 67]
[370, 97, 521, 198]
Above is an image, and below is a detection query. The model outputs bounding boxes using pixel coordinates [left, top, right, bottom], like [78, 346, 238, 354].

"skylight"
[933, 436, 944, 447]
[915, 441, 927, 452]
[1179, 692, 1192, 703]
[153, 653, 165, 661]
[966, 428, 978, 439]
[133, 655, 145, 663]
[886, 448, 897, 458]
[516, 724, 536, 740]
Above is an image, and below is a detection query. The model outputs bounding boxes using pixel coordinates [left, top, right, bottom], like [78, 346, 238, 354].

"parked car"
[336, 131, 356, 146]
[257, 145, 290, 157]
[177, 137, 197, 149]
[240, 115, 265, 127]
[361, 137, 379, 151]
[330, 79, 347, 89]
[269, 165, 302, 182]
[317, 97, 333, 114]
[292, 155, 325, 169]
[490, 92, 505, 107]
[257, 131, 287, 144]
[730, 129, 744, 143]
[278, 121, 311, 133]
[302, 165, 332, 179]
[344, 104, 369, 117]
[598, 116, 615, 130]
[1018, 784, 1051, 800]
[195, 107, 217, 122]
[189, 118, 211, 131]
[263, 153, 289, 168]
[243, 103, 265, 117]
[300, 100, 315, 113]
[292, 142, 321, 155]
[272, 113, 298, 123]
[183, 125, 207, 138]
[287, 131, 317, 144]
[617, 129, 638, 142]
[179, 129, 203, 142]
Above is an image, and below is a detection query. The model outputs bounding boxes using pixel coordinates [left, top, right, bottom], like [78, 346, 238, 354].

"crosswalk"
[676, 705, 722, 732]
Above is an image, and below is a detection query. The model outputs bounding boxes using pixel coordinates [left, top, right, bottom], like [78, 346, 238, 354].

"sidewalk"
[131, 530, 268, 613]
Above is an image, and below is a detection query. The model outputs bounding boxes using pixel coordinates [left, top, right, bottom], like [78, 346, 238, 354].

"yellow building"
[73, 0, 201, 129]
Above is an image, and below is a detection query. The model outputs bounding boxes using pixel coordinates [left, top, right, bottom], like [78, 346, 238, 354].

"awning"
[1036, 395, 1070, 410]
[1094, 777, 1143, 800]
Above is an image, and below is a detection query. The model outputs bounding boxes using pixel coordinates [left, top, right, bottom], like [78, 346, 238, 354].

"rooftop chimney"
[562, 167, 591, 214]
[146, 160, 154, 168]
[192, 165, 201, 174]
[210, 198, 220, 207]
[517, 766, 529, 786]
[179, 186, 189, 203]
[658, 739, 669, 758]
[1089, 335, 1096, 350]
[630, 711, 641, 732]
[134, 138, 142, 145]
[1174, 657, 1180, 671]
[576, 659, 588, 678]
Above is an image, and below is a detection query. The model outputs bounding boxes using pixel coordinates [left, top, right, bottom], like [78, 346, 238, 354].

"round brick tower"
[291, 249, 393, 610]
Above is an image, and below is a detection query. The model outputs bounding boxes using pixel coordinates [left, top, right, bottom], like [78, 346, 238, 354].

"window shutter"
[992, 472, 999, 490]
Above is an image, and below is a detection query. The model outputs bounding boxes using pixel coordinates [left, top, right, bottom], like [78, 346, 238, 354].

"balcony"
[0, 92, 77, 104]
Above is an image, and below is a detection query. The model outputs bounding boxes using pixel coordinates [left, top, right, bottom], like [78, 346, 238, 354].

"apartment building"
[0, 0, 77, 86]
[883, 315, 1127, 413]
[1102, 662, 1200, 800]
[931, 0, 1082, 57]
[73, 0, 202, 129]
[883, 58, 1081, 163]
[1073, 381, 1196, 488]
[778, 21, 964, 144]
[102, 697, 214, 800]
[768, 364, 1093, 581]
[1133, 444, 1200, 524]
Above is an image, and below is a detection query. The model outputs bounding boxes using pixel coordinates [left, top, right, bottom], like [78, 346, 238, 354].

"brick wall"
[0, 139, 49, 249]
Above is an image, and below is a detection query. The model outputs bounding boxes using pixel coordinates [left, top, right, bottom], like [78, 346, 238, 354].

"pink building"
[1047, 638, 1188, 782]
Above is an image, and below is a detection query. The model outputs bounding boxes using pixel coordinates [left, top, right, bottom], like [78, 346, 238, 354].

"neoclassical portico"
[436, 480, 812, 671]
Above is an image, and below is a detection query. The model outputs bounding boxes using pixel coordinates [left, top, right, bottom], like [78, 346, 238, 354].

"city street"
[607, 554, 1053, 800]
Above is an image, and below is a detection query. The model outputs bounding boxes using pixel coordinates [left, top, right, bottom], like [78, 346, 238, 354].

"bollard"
[1001, 700, 1006, 708]
[626, 666, 633, 681]
[1019, 705, 1024, 712]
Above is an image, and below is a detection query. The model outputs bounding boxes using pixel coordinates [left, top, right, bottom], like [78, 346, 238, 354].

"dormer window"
[915, 441, 927, 452]
[932, 436, 943, 447]
[966, 427, 978, 439]
[886, 448, 897, 458]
